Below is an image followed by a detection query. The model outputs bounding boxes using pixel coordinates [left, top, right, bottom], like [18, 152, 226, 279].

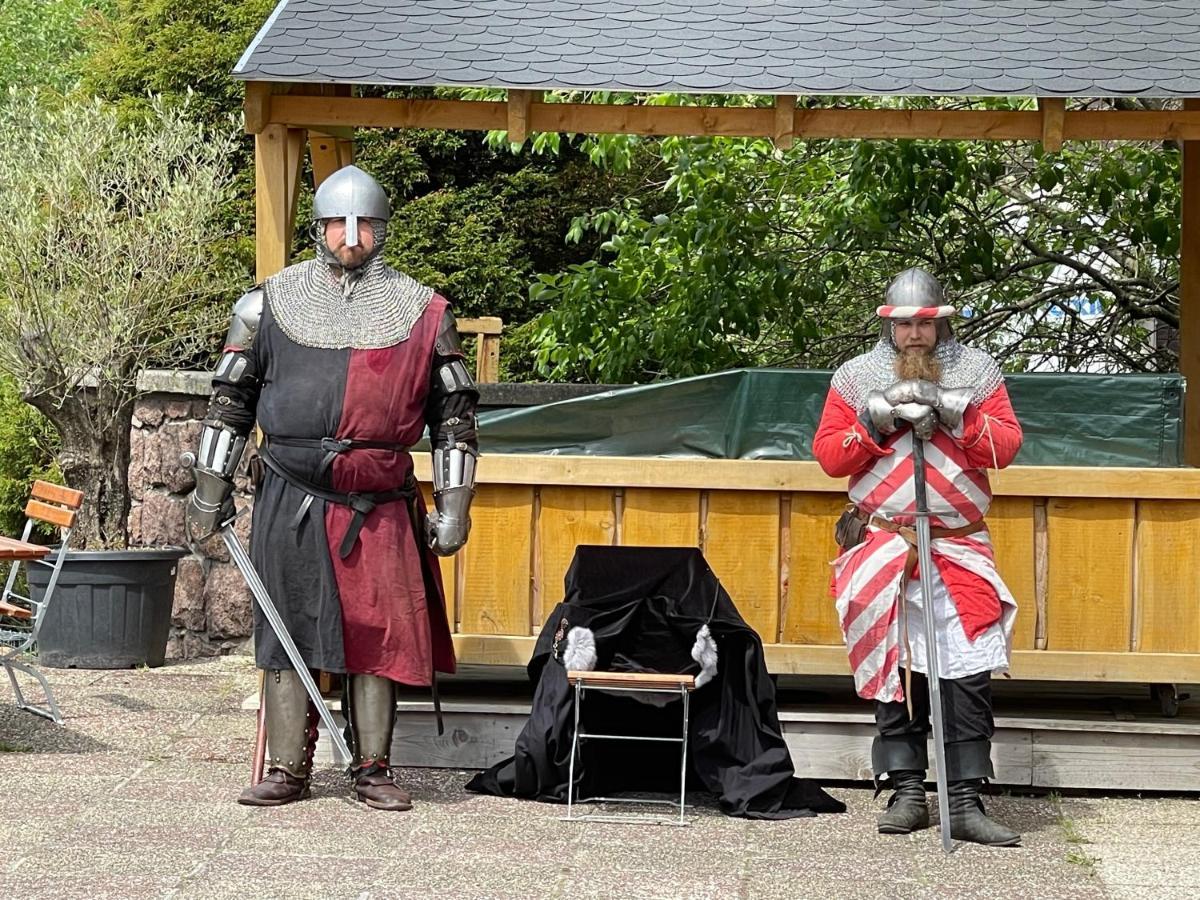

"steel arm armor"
[185, 288, 264, 541]
[424, 309, 480, 556]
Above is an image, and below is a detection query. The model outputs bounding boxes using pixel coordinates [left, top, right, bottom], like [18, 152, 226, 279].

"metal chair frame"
[563, 673, 695, 827]
[0, 481, 83, 724]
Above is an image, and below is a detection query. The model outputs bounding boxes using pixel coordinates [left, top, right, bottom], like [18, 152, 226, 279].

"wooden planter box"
[415, 455, 1200, 685]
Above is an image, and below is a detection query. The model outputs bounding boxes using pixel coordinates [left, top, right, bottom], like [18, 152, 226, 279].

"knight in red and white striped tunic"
[812, 267, 1024, 845]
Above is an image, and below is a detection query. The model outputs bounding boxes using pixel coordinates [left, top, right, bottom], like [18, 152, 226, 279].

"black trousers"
[872, 669, 995, 781]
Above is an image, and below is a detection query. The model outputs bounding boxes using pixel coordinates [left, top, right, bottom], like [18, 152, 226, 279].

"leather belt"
[870, 515, 985, 546]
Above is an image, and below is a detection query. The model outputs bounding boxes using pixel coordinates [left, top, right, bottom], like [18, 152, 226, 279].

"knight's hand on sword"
[893, 402, 939, 441]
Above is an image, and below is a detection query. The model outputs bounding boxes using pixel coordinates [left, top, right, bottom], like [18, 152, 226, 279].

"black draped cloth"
[466, 546, 845, 819]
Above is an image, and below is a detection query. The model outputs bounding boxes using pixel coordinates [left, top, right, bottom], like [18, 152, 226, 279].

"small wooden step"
[0, 601, 31, 618]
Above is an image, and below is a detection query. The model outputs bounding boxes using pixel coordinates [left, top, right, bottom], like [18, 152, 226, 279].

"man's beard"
[895, 348, 942, 383]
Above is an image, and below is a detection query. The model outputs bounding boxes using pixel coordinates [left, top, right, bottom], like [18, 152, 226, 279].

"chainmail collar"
[831, 337, 1004, 413]
[265, 257, 434, 350]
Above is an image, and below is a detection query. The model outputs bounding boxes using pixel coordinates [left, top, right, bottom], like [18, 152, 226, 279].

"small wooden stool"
[564, 670, 696, 826]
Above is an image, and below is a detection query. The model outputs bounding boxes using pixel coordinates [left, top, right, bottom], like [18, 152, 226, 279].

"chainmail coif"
[266, 255, 434, 351]
[831, 337, 1005, 413]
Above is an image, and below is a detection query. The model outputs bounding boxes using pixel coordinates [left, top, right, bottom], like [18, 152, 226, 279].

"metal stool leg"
[566, 681, 583, 820]
[678, 685, 690, 825]
[2, 650, 63, 724]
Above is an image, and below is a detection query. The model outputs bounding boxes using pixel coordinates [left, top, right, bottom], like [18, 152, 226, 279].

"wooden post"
[1183, 99, 1200, 465]
[458, 316, 503, 382]
[773, 95, 796, 151]
[255, 123, 291, 281]
[1039, 97, 1066, 153]
[507, 90, 534, 145]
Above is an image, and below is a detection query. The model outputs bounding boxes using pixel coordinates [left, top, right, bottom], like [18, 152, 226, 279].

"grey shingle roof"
[233, 1, 1200, 96]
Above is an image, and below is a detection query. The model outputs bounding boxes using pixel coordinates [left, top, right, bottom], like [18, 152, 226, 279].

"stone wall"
[129, 370, 255, 659]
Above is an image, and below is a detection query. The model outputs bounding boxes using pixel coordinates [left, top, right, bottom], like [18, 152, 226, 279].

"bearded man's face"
[893, 319, 942, 382]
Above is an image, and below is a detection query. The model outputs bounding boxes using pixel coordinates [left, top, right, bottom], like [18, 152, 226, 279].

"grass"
[1050, 791, 1099, 876]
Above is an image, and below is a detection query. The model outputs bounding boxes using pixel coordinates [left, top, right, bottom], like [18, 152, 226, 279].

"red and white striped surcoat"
[813, 362, 1023, 702]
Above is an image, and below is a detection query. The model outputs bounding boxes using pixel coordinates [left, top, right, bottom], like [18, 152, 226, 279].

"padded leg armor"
[238, 669, 317, 806]
[348, 674, 412, 811]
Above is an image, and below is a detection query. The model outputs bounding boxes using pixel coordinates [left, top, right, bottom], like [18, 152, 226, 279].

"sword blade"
[912, 438, 954, 854]
[222, 526, 353, 766]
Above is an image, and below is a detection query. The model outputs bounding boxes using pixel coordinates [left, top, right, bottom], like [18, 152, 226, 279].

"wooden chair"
[0, 480, 85, 724]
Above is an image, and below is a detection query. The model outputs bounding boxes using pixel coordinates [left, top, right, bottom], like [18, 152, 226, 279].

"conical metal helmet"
[312, 165, 391, 248]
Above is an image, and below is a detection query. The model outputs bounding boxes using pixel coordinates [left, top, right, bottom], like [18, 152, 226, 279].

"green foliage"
[0, 0, 109, 95]
[80, 0, 275, 125]
[0, 379, 59, 539]
[528, 100, 1182, 381]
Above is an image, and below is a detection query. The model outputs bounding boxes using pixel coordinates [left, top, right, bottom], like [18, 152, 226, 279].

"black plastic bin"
[28, 547, 187, 669]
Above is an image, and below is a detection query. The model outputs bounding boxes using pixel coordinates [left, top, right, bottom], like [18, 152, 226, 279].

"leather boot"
[347, 673, 411, 811]
[877, 769, 930, 834]
[239, 669, 317, 807]
[948, 780, 1021, 846]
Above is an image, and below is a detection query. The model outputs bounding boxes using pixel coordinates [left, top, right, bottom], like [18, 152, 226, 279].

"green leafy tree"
[526, 98, 1181, 381]
[0, 91, 241, 546]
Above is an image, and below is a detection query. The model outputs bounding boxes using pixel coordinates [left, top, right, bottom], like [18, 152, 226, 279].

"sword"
[911, 434, 954, 853]
[221, 523, 353, 766]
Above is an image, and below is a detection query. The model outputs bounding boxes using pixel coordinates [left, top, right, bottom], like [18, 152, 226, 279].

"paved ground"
[1, 656, 1198, 899]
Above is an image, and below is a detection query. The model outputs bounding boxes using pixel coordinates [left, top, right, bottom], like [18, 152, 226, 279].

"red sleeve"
[953, 383, 1023, 470]
[813, 387, 892, 478]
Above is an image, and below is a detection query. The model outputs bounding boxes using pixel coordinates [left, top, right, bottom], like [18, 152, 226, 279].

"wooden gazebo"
[234, 1, 1200, 691]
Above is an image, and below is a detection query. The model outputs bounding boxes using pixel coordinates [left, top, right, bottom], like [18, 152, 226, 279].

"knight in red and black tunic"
[184, 166, 477, 811]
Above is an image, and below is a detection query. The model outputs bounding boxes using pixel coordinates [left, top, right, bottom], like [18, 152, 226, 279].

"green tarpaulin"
[471, 370, 1185, 468]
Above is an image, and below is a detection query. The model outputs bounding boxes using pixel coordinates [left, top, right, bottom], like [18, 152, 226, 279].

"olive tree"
[0, 90, 239, 546]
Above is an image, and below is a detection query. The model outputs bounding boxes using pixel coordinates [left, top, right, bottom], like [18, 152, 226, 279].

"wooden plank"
[704, 491, 780, 641]
[285, 127, 306, 236]
[537, 486, 616, 610]
[568, 671, 695, 688]
[986, 497, 1037, 651]
[458, 486, 533, 635]
[773, 95, 796, 150]
[412, 453, 1200, 499]
[476, 335, 500, 383]
[23, 499, 76, 529]
[30, 480, 83, 509]
[456, 316, 504, 336]
[1039, 97, 1066, 152]
[0, 600, 31, 618]
[270, 95, 507, 131]
[421, 485, 458, 631]
[267, 95, 1200, 142]
[254, 123, 291, 281]
[1030, 730, 1200, 791]
[308, 131, 344, 187]
[1045, 499, 1134, 652]
[451, 633, 1200, 682]
[0, 536, 49, 560]
[621, 488, 700, 547]
[781, 493, 844, 645]
[507, 90, 534, 145]
[1135, 500, 1200, 653]
[1183, 99, 1200, 465]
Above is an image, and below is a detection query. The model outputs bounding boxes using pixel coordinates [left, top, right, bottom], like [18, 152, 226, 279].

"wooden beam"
[456, 316, 503, 336]
[773, 95, 796, 150]
[1039, 97, 1066, 153]
[254, 123, 290, 281]
[412, 453, 1200, 499]
[244, 81, 273, 134]
[507, 90, 534, 145]
[1182, 99, 1200, 466]
[266, 95, 1200, 142]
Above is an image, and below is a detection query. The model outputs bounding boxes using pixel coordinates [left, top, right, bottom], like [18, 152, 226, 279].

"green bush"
[0, 379, 59, 539]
